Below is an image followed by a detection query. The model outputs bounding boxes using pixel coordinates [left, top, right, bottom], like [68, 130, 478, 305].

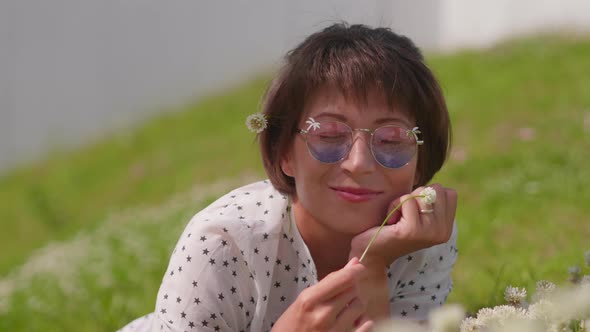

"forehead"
[302, 85, 414, 126]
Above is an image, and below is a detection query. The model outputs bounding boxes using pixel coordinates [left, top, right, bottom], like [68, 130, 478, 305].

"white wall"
[437, 0, 590, 51]
[0, 0, 588, 172]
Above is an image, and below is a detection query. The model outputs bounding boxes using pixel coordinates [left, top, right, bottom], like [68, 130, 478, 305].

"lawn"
[0, 34, 589, 330]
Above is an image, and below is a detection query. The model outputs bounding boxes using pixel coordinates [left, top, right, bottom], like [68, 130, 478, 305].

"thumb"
[346, 256, 359, 267]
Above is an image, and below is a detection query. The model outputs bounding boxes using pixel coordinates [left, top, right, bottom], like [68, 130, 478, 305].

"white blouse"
[119, 180, 458, 332]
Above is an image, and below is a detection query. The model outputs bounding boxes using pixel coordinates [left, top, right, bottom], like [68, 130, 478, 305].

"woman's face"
[281, 85, 420, 235]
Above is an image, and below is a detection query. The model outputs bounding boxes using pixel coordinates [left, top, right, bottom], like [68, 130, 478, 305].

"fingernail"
[346, 257, 359, 267]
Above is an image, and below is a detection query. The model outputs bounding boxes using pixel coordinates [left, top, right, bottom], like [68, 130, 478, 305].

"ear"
[280, 155, 294, 177]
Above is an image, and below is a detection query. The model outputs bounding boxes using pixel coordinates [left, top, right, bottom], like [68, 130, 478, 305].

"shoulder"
[171, 179, 290, 259]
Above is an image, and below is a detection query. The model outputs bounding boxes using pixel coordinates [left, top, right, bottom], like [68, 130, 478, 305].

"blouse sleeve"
[150, 216, 257, 331]
[388, 222, 459, 321]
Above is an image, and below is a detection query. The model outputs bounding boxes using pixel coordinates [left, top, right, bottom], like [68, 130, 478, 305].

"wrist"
[358, 260, 391, 321]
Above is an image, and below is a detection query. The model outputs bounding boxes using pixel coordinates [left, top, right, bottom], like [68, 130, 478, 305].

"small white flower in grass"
[429, 304, 465, 332]
[419, 187, 437, 205]
[459, 317, 482, 332]
[568, 265, 582, 283]
[532, 280, 556, 303]
[545, 283, 590, 321]
[245, 113, 267, 133]
[475, 305, 529, 328]
[504, 286, 527, 307]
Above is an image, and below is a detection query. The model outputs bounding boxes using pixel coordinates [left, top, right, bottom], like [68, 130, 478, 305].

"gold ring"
[420, 209, 434, 214]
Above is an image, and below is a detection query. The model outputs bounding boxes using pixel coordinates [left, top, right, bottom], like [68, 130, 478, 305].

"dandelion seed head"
[245, 113, 267, 133]
[459, 317, 482, 332]
[536, 280, 556, 293]
[504, 286, 527, 307]
[419, 187, 437, 205]
[546, 283, 590, 321]
[532, 280, 557, 303]
[475, 305, 528, 328]
[527, 299, 557, 323]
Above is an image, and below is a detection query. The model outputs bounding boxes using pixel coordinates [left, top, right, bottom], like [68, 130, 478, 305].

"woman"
[120, 23, 457, 332]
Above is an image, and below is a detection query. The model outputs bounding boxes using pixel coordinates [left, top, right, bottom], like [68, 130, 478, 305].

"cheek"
[385, 166, 419, 193]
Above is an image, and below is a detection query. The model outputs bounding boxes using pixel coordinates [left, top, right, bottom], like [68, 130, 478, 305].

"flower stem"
[359, 195, 423, 263]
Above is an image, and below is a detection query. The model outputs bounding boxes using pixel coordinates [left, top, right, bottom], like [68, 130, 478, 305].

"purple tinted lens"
[372, 127, 416, 168]
[308, 143, 349, 163]
[305, 122, 351, 163]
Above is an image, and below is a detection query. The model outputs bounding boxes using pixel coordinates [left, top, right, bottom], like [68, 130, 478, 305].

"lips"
[331, 186, 383, 203]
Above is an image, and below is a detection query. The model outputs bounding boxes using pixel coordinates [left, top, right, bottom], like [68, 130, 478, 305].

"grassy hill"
[0, 35, 589, 330]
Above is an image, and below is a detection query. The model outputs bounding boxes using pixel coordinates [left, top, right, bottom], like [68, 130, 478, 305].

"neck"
[291, 197, 353, 280]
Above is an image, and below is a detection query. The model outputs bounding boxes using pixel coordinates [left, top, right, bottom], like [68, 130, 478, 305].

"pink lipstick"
[331, 186, 382, 203]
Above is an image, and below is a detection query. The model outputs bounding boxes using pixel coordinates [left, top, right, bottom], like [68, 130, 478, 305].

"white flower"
[504, 286, 527, 307]
[545, 283, 590, 321]
[491, 319, 544, 332]
[474, 305, 528, 329]
[527, 298, 559, 325]
[459, 317, 482, 332]
[305, 117, 321, 131]
[584, 250, 590, 267]
[532, 280, 556, 302]
[568, 265, 582, 283]
[245, 113, 267, 133]
[429, 304, 465, 332]
[419, 187, 437, 205]
[535, 280, 556, 293]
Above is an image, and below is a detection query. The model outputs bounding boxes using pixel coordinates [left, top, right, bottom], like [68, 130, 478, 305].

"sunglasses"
[298, 118, 424, 169]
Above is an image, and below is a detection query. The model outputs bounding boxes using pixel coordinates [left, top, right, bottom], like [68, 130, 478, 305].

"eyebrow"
[312, 111, 412, 127]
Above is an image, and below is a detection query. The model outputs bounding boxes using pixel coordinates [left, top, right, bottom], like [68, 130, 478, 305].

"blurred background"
[0, 1, 589, 330]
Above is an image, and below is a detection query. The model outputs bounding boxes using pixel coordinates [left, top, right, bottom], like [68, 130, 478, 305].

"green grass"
[0, 76, 269, 275]
[0, 35, 589, 330]
[429, 35, 590, 310]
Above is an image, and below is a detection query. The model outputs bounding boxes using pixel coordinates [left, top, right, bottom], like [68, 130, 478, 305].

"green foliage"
[0, 35, 589, 330]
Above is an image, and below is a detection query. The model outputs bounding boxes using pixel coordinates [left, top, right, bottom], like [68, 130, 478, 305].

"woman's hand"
[272, 258, 374, 332]
[350, 183, 457, 268]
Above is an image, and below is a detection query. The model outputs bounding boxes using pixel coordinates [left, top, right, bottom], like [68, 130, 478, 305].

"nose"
[340, 133, 377, 174]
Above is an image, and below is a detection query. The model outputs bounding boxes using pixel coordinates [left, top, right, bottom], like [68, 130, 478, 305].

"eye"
[318, 132, 348, 143]
[376, 138, 404, 146]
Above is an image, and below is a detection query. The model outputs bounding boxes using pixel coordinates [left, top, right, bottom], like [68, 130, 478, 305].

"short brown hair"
[259, 23, 451, 195]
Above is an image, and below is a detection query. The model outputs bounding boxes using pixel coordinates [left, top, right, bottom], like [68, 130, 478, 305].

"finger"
[355, 319, 374, 332]
[399, 192, 420, 227]
[305, 260, 364, 303]
[333, 297, 365, 331]
[324, 287, 358, 321]
[385, 198, 402, 225]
